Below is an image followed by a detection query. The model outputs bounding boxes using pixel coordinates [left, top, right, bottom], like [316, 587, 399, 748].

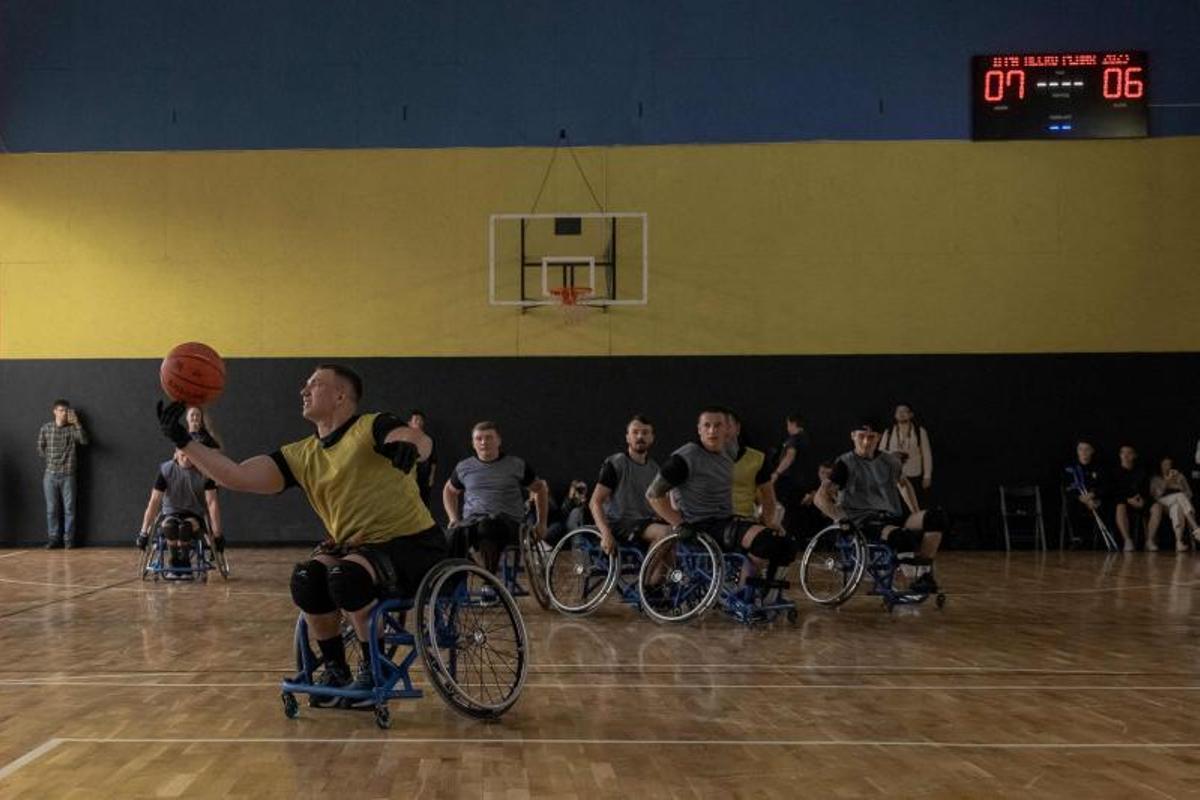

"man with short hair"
[135, 448, 224, 575]
[38, 399, 89, 549]
[1063, 439, 1107, 548]
[771, 412, 812, 537]
[1113, 444, 1161, 551]
[589, 415, 672, 555]
[728, 411, 779, 526]
[645, 408, 797, 578]
[443, 422, 548, 574]
[155, 363, 443, 706]
[814, 418, 946, 593]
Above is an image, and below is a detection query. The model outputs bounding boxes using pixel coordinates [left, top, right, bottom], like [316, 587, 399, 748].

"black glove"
[135, 531, 149, 550]
[377, 440, 419, 474]
[212, 534, 225, 553]
[157, 400, 191, 448]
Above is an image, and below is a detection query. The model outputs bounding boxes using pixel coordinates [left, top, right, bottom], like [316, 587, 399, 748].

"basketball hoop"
[548, 286, 594, 325]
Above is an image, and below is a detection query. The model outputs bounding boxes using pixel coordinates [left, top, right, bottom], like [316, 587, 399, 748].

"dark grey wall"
[2, 354, 1197, 548]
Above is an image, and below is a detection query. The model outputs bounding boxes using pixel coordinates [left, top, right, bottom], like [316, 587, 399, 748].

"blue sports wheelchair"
[496, 522, 552, 610]
[137, 513, 230, 582]
[798, 520, 947, 612]
[280, 558, 529, 728]
[544, 525, 797, 625]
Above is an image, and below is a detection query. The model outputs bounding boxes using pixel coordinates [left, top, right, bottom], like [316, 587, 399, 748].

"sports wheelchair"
[136, 513, 230, 582]
[496, 523, 552, 610]
[799, 521, 947, 612]
[281, 558, 529, 728]
[544, 526, 647, 616]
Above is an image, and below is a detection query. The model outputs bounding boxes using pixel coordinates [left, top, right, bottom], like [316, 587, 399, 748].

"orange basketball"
[160, 342, 226, 406]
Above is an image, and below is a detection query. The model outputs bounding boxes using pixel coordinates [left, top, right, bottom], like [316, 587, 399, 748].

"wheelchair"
[495, 523, 551, 610]
[544, 526, 648, 616]
[631, 526, 798, 626]
[281, 558, 529, 728]
[799, 521, 947, 612]
[136, 513, 230, 582]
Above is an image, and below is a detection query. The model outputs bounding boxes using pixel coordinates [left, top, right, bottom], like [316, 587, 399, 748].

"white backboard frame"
[488, 211, 649, 307]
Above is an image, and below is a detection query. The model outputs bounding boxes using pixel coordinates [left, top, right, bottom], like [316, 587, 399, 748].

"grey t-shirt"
[829, 450, 905, 522]
[659, 442, 734, 522]
[450, 454, 537, 523]
[155, 460, 215, 518]
[596, 453, 659, 523]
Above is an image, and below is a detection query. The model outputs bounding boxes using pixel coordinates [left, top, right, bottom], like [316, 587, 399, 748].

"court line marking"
[0, 738, 63, 781]
[0, 552, 26, 560]
[0, 678, 1196, 692]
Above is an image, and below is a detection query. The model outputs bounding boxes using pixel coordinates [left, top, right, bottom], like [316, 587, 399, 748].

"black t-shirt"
[1113, 465, 1147, 501]
[777, 431, 813, 488]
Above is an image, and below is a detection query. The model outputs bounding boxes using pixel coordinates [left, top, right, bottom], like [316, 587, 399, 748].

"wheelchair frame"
[280, 558, 529, 728]
[799, 522, 947, 612]
[137, 513, 230, 582]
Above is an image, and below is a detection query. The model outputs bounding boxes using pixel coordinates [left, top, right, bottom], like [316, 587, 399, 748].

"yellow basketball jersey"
[280, 413, 434, 546]
[732, 446, 765, 518]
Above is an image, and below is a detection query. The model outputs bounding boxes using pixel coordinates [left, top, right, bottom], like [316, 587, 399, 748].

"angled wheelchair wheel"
[205, 534, 230, 579]
[637, 531, 723, 625]
[415, 559, 529, 720]
[546, 526, 618, 616]
[800, 524, 867, 606]
[136, 543, 154, 580]
[519, 524, 552, 610]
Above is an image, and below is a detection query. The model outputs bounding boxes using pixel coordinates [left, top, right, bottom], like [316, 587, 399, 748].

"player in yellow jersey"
[156, 364, 445, 706]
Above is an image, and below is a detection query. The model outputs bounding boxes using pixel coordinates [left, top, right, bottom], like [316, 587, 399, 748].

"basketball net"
[548, 286, 595, 325]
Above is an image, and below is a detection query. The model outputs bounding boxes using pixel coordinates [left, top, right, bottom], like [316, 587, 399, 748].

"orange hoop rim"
[548, 286, 594, 306]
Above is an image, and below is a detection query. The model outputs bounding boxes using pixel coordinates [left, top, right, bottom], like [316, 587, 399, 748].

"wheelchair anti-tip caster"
[374, 704, 391, 729]
[281, 692, 299, 719]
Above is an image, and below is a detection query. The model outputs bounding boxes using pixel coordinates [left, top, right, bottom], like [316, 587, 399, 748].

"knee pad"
[327, 560, 376, 612]
[922, 507, 951, 534]
[290, 560, 337, 615]
[748, 531, 799, 565]
[161, 517, 180, 540]
[884, 528, 923, 554]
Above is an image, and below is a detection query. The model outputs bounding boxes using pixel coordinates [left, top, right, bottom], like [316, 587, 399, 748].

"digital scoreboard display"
[972, 51, 1148, 140]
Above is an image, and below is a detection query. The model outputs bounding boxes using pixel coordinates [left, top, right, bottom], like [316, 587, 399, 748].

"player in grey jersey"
[645, 408, 798, 577]
[589, 415, 673, 555]
[444, 420, 548, 574]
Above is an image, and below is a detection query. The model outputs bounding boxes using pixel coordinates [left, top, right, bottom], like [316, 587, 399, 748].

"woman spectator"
[880, 403, 933, 506]
[186, 406, 222, 449]
[1149, 457, 1200, 552]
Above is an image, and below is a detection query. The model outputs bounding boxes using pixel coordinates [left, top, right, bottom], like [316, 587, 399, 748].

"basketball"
[160, 342, 226, 406]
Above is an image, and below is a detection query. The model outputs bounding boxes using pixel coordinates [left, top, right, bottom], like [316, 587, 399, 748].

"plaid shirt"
[38, 422, 88, 475]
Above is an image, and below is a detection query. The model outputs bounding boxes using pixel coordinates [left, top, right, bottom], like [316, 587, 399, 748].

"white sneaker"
[1123, 539, 1134, 553]
[1146, 540, 1159, 552]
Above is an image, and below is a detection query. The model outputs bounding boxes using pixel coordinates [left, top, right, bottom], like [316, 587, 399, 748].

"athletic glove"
[377, 440, 419, 474]
[156, 400, 191, 448]
[135, 531, 149, 550]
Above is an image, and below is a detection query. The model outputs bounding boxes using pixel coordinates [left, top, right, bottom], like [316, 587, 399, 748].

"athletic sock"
[317, 635, 347, 672]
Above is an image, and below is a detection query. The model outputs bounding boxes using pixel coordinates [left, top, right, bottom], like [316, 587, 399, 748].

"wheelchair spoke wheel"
[800, 525, 867, 606]
[546, 527, 618, 616]
[136, 544, 153, 580]
[415, 559, 529, 720]
[637, 532, 723, 625]
[519, 525, 552, 610]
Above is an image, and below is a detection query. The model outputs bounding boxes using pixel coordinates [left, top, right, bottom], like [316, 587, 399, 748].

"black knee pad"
[748, 531, 799, 565]
[884, 528, 923, 553]
[290, 560, 337, 615]
[922, 507, 951, 534]
[327, 560, 376, 612]
[161, 517, 180, 540]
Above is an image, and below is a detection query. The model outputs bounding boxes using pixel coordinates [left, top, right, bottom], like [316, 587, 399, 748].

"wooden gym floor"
[0, 547, 1196, 799]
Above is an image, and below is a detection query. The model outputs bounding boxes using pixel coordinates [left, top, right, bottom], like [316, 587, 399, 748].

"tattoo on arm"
[646, 474, 674, 500]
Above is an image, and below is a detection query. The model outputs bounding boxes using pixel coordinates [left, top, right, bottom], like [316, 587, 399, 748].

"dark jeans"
[43, 471, 77, 543]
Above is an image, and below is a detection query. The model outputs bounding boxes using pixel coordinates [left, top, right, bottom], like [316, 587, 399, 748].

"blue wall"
[2, 0, 1198, 152]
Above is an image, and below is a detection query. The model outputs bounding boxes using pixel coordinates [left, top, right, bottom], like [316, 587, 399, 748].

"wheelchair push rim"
[519, 525, 552, 611]
[415, 559, 529, 720]
[800, 524, 867, 606]
[546, 526, 618, 616]
[637, 531, 723, 625]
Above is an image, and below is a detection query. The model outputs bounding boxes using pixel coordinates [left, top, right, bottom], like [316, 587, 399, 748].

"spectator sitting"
[1062, 439, 1107, 548]
[1149, 456, 1200, 552]
[1112, 445, 1162, 552]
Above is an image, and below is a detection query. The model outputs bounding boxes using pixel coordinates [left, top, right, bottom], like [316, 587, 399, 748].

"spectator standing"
[37, 399, 89, 549]
[880, 403, 933, 506]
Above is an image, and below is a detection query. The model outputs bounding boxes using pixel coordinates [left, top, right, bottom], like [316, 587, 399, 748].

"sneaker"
[910, 573, 940, 595]
[310, 663, 352, 708]
[339, 663, 377, 709]
[1178, 542, 1190, 553]
[1146, 540, 1159, 552]
[1122, 539, 1134, 553]
[45, 540, 63, 550]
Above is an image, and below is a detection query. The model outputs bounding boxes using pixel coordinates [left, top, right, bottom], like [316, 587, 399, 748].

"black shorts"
[611, 517, 660, 545]
[687, 517, 759, 553]
[453, 515, 521, 555]
[854, 512, 922, 552]
[353, 526, 449, 600]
